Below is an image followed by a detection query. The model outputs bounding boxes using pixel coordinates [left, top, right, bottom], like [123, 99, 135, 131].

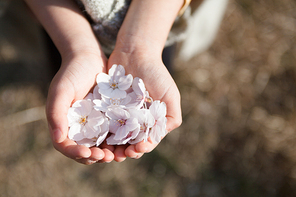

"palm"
[107, 50, 182, 160]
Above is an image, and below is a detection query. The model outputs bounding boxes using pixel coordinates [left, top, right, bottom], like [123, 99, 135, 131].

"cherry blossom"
[67, 99, 109, 147]
[126, 78, 152, 109]
[106, 107, 140, 141]
[128, 108, 155, 144]
[106, 128, 139, 145]
[93, 94, 132, 112]
[96, 64, 133, 99]
[148, 101, 167, 144]
[92, 85, 102, 100]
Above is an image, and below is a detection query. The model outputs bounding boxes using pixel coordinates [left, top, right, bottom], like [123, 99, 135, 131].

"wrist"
[114, 32, 164, 58]
[114, 0, 184, 57]
[60, 47, 107, 75]
[61, 45, 104, 61]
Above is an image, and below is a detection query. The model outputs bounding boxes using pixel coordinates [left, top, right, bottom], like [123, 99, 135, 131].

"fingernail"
[130, 155, 138, 159]
[86, 159, 96, 165]
[53, 129, 62, 143]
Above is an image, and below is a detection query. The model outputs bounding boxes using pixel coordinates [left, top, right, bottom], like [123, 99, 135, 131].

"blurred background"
[1, 0, 296, 196]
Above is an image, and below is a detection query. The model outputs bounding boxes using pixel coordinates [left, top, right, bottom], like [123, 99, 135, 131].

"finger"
[97, 148, 114, 163]
[46, 78, 74, 144]
[100, 140, 115, 152]
[73, 147, 106, 165]
[113, 145, 128, 162]
[95, 141, 115, 163]
[163, 87, 182, 133]
[134, 153, 144, 159]
[53, 138, 92, 160]
[76, 158, 97, 165]
[89, 147, 105, 161]
[125, 144, 146, 159]
[135, 139, 158, 153]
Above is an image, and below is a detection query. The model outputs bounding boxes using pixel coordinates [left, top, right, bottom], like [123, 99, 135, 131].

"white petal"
[76, 138, 96, 147]
[109, 119, 120, 133]
[72, 100, 93, 116]
[102, 96, 112, 105]
[100, 118, 109, 133]
[149, 126, 162, 144]
[106, 135, 120, 145]
[129, 131, 147, 144]
[124, 118, 140, 132]
[93, 99, 108, 112]
[149, 117, 167, 144]
[122, 94, 132, 105]
[68, 123, 84, 141]
[129, 127, 140, 139]
[114, 126, 129, 140]
[108, 64, 117, 75]
[118, 74, 133, 90]
[132, 77, 146, 95]
[110, 64, 126, 80]
[84, 93, 93, 101]
[84, 124, 100, 139]
[130, 109, 145, 124]
[67, 109, 81, 127]
[145, 110, 155, 128]
[88, 110, 105, 125]
[67, 107, 80, 117]
[106, 134, 129, 145]
[108, 64, 119, 76]
[111, 88, 127, 99]
[106, 107, 130, 120]
[99, 87, 114, 98]
[126, 92, 144, 109]
[150, 101, 167, 120]
[96, 73, 110, 84]
[93, 85, 101, 100]
[96, 130, 109, 146]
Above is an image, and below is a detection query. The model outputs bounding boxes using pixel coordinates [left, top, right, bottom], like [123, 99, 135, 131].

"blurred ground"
[1, 0, 296, 196]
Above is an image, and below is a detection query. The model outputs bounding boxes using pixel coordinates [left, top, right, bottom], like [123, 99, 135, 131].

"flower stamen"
[110, 80, 118, 89]
[145, 97, 152, 103]
[110, 98, 120, 105]
[79, 116, 88, 125]
[117, 119, 126, 126]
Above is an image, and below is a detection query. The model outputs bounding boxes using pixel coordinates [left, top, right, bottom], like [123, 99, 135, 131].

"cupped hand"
[108, 48, 182, 162]
[46, 51, 115, 164]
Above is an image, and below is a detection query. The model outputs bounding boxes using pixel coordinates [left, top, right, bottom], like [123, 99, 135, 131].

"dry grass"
[1, 0, 296, 196]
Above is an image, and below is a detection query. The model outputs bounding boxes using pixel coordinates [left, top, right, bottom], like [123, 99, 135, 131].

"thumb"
[46, 80, 74, 143]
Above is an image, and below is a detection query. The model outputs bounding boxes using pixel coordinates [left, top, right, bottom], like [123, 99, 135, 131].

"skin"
[24, 0, 183, 164]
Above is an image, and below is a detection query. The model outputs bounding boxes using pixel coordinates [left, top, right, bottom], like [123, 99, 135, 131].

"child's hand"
[46, 51, 115, 164]
[24, 0, 117, 164]
[103, 0, 183, 162]
[107, 48, 182, 162]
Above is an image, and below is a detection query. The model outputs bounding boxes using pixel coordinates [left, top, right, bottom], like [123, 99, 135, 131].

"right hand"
[46, 51, 115, 165]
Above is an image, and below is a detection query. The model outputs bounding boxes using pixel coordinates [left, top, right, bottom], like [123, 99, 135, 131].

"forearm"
[24, 0, 103, 58]
[115, 0, 184, 55]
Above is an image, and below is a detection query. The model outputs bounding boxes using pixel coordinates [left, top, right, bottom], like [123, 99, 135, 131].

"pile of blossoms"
[67, 64, 167, 147]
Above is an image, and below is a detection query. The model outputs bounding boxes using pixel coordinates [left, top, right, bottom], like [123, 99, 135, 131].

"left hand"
[107, 46, 182, 162]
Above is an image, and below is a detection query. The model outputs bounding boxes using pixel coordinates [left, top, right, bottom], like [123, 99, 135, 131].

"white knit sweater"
[76, 0, 228, 60]
[76, 0, 189, 55]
